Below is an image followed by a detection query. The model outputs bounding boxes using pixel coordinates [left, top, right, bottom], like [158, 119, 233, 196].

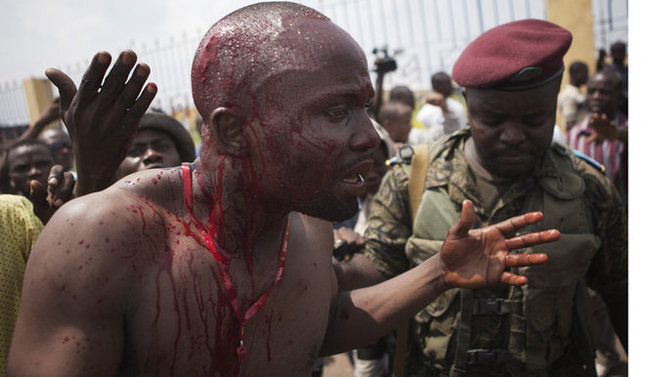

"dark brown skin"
[29, 164, 75, 224]
[584, 72, 627, 144]
[8, 4, 559, 377]
[45, 50, 157, 196]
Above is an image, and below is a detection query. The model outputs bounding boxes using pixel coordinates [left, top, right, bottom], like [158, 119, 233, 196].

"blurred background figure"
[596, 41, 628, 116]
[567, 70, 628, 203]
[558, 61, 589, 132]
[415, 72, 467, 139]
[0, 139, 54, 197]
[116, 111, 196, 179]
[37, 128, 73, 172]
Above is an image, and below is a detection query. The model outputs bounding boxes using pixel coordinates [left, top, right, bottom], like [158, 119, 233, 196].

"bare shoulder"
[28, 167, 185, 290]
[292, 212, 334, 251]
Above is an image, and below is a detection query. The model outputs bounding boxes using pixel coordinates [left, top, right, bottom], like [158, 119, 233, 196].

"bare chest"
[120, 233, 333, 377]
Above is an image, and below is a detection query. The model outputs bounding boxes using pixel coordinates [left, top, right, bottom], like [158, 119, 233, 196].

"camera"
[372, 46, 398, 74]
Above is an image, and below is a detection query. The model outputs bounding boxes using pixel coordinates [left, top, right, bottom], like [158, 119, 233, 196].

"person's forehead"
[9, 144, 51, 159]
[588, 74, 616, 89]
[271, 62, 372, 111]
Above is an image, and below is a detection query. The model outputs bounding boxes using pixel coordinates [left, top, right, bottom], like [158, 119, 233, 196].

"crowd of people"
[0, 2, 627, 377]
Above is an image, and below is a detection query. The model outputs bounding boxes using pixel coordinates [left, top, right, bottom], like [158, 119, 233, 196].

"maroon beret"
[452, 19, 572, 90]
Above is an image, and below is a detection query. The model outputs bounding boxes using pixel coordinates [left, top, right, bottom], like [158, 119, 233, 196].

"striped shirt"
[567, 112, 627, 190]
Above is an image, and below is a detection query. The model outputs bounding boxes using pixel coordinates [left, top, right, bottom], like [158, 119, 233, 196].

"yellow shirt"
[0, 195, 43, 372]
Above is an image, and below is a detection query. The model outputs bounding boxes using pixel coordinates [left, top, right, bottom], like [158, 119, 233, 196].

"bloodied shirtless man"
[8, 3, 560, 376]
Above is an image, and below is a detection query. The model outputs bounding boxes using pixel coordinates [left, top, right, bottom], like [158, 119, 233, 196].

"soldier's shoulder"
[551, 142, 606, 176]
[551, 143, 617, 201]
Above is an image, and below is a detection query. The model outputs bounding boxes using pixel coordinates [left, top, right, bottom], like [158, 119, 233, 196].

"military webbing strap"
[392, 144, 429, 377]
[408, 144, 430, 224]
[449, 289, 474, 376]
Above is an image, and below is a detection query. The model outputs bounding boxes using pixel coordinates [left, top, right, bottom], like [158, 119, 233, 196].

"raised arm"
[16, 97, 61, 141]
[45, 50, 157, 196]
[321, 200, 559, 355]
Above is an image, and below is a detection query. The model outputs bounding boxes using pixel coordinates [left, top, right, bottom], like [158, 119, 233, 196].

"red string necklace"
[182, 163, 289, 362]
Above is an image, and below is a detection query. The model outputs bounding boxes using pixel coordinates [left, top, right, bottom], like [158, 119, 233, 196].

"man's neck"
[463, 137, 516, 184]
[190, 157, 290, 260]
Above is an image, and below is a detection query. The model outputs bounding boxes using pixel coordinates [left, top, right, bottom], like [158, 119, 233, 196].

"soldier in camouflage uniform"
[341, 19, 627, 377]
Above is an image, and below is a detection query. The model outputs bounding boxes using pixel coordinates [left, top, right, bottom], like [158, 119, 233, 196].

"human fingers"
[29, 180, 49, 223]
[500, 272, 528, 286]
[447, 200, 475, 238]
[504, 229, 560, 250]
[77, 51, 112, 106]
[47, 165, 65, 189]
[50, 171, 75, 208]
[45, 69, 77, 113]
[29, 180, 46, 205]
[504, 252, 548, 268]
[123, 83, 157, 126]
[98, 50, 138, 103]
[492, 211, 544, 235]
[117, 63, 151, 109]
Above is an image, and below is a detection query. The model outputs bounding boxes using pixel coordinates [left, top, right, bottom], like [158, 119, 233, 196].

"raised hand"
[29, 165, 75, 224]
[440, 200, 560, 289]
[423, 92, 449, 113]
[585, 113, 620, 143]
[45, 50, 157, 196]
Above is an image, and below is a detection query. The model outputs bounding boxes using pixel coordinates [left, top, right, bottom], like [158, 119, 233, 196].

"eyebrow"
[306, 85, 374, 107]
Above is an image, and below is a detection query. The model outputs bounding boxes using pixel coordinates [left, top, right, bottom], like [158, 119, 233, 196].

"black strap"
[449, 289, 474, 377]
[466, 349, 509, 366]
[473, 298, 514, 315]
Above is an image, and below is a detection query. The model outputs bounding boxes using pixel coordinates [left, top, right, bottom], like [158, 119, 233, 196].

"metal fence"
[0, 0, 628, 127]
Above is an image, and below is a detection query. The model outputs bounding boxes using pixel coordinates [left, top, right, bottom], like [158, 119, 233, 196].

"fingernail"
[49, 177, 58, 185]
[122, 51, 136, 65]
[146, 82, 157, 93]
[135, 64, 147, 76]
[98, 52, 110, 65]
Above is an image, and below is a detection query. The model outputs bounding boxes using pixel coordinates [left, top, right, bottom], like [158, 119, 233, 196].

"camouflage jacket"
[363, 128, 628, 376]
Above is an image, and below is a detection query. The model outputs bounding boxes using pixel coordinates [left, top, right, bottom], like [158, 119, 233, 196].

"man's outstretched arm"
[321, 200, 559, 355]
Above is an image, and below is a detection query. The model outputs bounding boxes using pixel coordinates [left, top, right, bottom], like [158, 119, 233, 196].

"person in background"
[37, 128, 74, 171]
[0, 195, 44, 373]
[0, 139, 54, 197]
[415, 72, 467, 138]
[567, 70, 627, 203]
[596, 41, 627, 116]
[388, 86, 416, 110]
[558, 61, 589, 132]
[116, 111, 195, 179]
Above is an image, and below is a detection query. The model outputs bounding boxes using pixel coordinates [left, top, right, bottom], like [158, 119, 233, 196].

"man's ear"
[209, 107, 247, 155]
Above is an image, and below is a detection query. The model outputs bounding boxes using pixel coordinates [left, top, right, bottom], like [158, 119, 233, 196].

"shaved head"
[192, 2, 345, 121]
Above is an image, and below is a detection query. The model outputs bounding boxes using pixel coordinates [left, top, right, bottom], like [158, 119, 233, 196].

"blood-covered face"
[244, 20, 380, 221]
[465, 78, 560, 180]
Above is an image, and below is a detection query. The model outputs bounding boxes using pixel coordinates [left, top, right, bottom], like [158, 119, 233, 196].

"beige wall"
[546, 0, 595, 131]
[23, 78, 54, 125]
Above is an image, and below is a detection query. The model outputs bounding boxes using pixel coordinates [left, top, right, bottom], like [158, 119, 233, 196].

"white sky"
[0, 0, 322, 83]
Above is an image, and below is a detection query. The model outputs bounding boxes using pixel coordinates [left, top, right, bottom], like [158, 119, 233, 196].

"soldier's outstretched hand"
[45, 50, 157, 196]
[440, 200, 560, 289]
